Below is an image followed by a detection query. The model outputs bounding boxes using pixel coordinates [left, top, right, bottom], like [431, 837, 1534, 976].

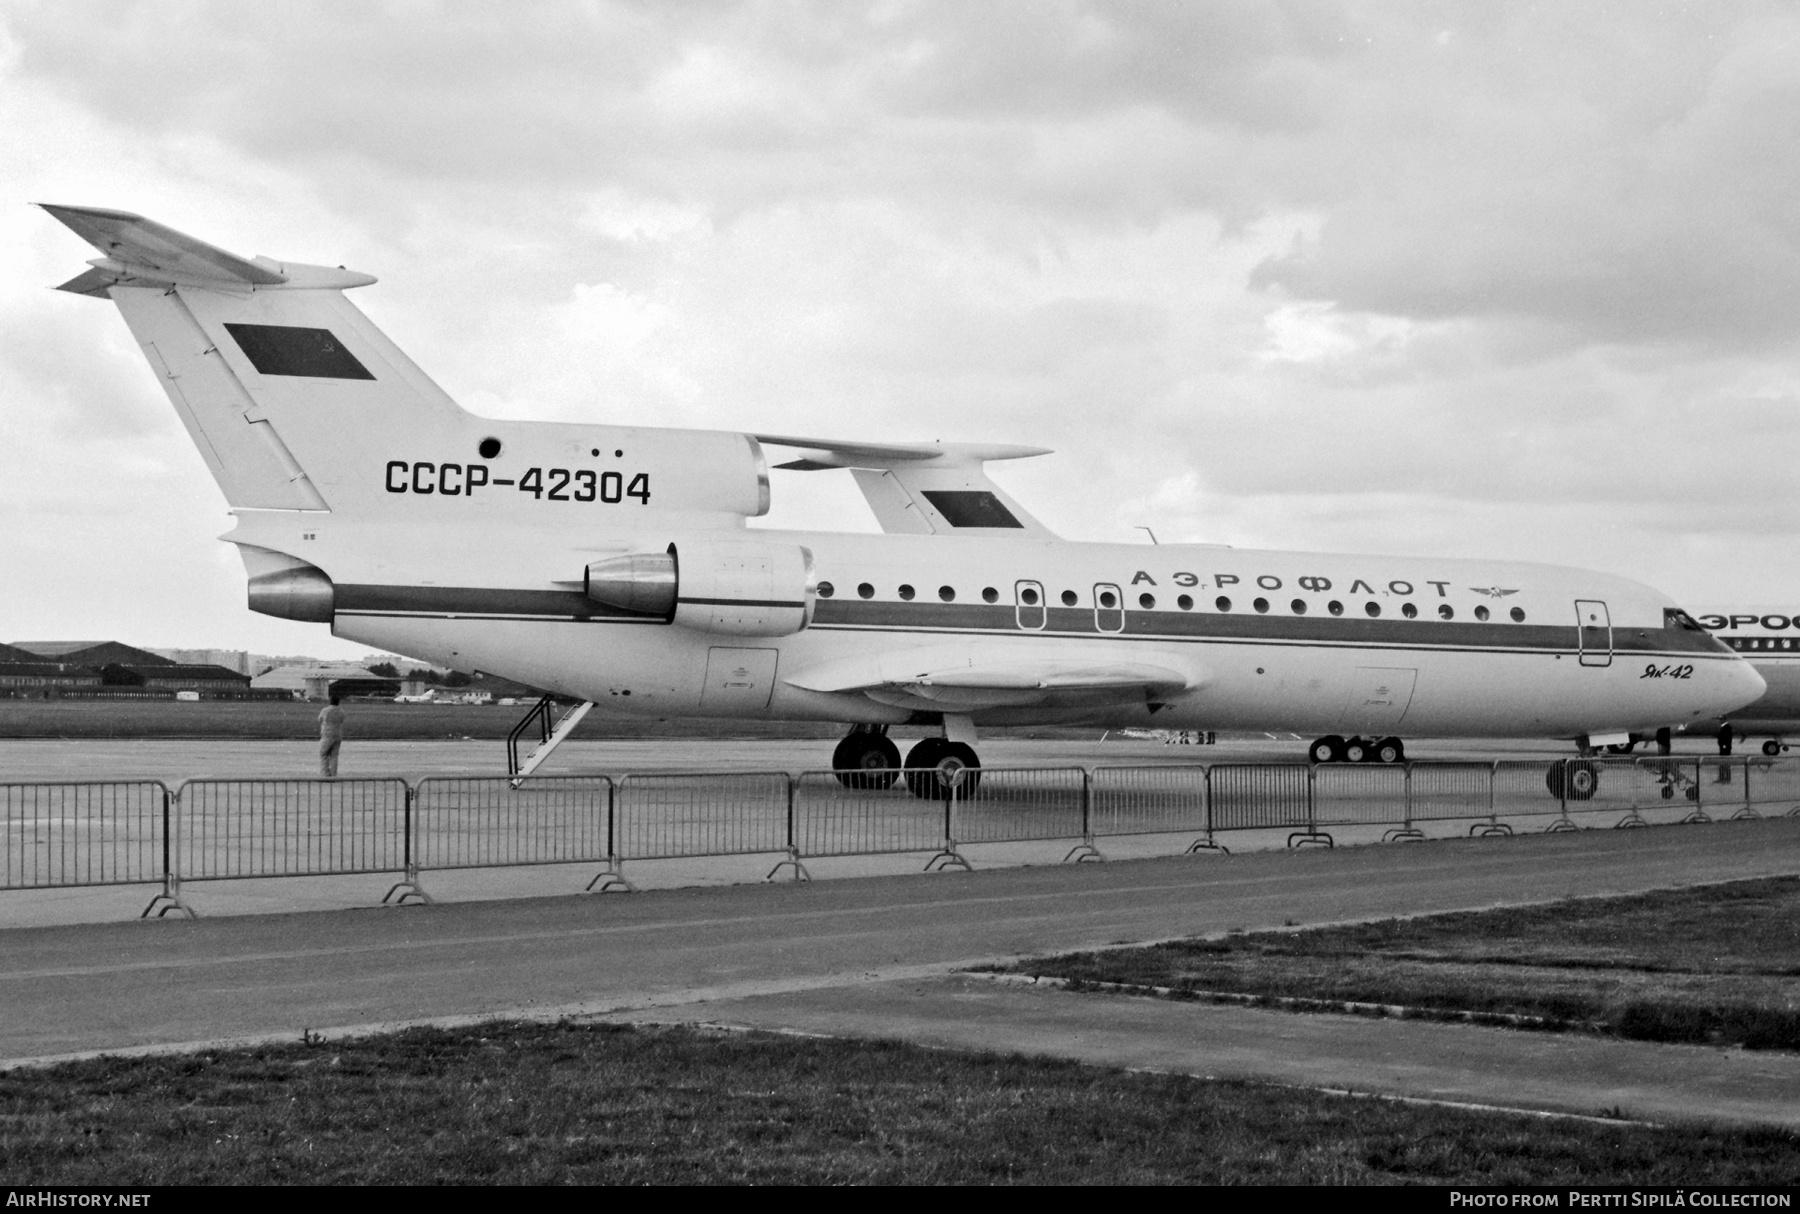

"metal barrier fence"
[616, 772, 791, 862]
[413, 776, 613, 871]
[792, 770, 950, 860]
[4, 756, 1797, 916]
[1088, 765, 1208, 839]
[173, 778, 410, 882]
[1, 780, 169, 890]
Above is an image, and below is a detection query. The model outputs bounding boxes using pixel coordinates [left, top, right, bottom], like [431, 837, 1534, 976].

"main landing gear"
[831, 722, 982, 798]
[1308, 734, 1405, 764]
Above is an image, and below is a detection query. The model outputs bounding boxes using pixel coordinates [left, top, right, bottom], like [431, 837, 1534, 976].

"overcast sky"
[4, 1, 1799, 659]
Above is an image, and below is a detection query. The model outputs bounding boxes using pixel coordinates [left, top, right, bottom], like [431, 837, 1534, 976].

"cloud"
[6, 0, 1800, 655]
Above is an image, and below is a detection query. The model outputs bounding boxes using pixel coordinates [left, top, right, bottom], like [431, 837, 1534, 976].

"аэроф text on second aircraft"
[39, 205, 1765, 797]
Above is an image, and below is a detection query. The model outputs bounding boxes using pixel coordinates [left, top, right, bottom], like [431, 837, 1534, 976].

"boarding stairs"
[506, 695, 594, 785]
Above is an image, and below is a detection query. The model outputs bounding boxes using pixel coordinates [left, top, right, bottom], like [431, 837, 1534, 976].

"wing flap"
[787, 642, 1202, 702]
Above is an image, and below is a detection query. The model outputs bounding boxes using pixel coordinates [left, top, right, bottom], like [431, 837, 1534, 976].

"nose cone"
[1715, 657, 1768, 717]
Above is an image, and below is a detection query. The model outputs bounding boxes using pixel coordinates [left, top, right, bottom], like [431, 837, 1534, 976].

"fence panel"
[1, 781, 168, 890]
[1741, 757, 1800, 816]
[1492, 760, 1568, 822]
[950, 768, 1087, 845]
[1088, 765, 1209, 838]
[174, 779, 408, 880]
[615, 772, 790, 861]
[1312, 764, 1407, 826]
[413, 776, 611, 870]
[793, 772, 949, 858]
[1209, 764, 1311, 832]
[1407, 763, 1495, 823]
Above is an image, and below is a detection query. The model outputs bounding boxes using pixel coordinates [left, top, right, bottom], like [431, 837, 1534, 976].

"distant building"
[0, 663, 104, 695]
[146, 648, 252, 675]
[251, 663, 395, 701]
[11, 641, 173, 668]
[0, 642, 42, 663]
[100, 663, 253, 695]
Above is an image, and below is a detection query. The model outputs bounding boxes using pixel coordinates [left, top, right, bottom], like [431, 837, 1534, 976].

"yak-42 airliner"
[40, 205, 1765, 797]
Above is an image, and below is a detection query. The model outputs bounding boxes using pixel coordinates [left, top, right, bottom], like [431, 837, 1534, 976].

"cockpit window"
[1664, 608, 1707, 632]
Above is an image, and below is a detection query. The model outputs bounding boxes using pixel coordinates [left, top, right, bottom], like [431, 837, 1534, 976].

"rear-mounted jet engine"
[585, 541, 816, 637]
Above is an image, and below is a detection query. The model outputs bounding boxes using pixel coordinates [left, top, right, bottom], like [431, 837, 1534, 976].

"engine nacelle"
[584, 540, 816, 637]
[240, 546, 335, 623]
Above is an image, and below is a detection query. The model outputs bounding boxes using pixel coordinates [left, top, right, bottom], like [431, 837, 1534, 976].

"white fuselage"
[245, 511, 1760, 741]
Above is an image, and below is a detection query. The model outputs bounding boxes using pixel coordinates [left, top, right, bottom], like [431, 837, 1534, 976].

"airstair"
[506, 696, 594, 784]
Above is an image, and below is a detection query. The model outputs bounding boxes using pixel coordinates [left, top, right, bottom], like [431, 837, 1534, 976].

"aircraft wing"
[785, 642, 1202, 711]
[754, 433, 1058, 539]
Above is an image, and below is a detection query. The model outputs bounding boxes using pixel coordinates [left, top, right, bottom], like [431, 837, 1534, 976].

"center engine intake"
[583, 540, 816, 637]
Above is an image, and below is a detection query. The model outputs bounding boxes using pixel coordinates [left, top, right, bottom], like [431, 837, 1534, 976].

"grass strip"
[2, 1020, 1797, 1185]
[988, 876, 1800, 1051]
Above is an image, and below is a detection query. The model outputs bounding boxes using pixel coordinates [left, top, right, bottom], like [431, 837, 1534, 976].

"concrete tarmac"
[3, 816, 1797, 1128]
[611, 974, 1800, 1128]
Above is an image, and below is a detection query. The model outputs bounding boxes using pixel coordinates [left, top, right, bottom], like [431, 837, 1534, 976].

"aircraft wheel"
[1308, 736, 1344, 764]
[833, 731, 901, 790]
[1605, 742, 1636, 756]
[942, 742, 981, 797]
[1343, 737, 1372, 764]
[904, 738, 949, 798]
[1374, 737, 1405, 764]
[1764, 740, 1783, 758]
[1546, 759, 1600, 801]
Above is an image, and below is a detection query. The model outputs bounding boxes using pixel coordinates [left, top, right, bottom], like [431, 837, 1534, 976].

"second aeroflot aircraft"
[40, 205, 1765, 793]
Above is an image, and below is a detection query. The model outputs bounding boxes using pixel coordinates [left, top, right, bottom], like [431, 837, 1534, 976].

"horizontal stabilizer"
[756, 433, 1058, 538]
[753, 434, 1050, 468]
[37, 204, 377, 293]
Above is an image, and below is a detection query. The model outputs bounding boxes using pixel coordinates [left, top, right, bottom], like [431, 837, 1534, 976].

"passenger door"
[1015, 580, 1046, 630]
[1093, 582, 1124, 633]
[1576, 600, 1612, 668]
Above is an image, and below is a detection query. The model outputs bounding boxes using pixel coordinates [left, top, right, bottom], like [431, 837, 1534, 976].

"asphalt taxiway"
[3, 816, 1797, 1124]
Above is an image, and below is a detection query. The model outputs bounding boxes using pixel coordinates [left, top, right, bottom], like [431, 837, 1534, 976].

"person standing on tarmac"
[318, 694, 346, 777]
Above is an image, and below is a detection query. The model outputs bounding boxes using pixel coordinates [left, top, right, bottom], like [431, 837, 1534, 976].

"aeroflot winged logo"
[1470, 586, 1520, 599]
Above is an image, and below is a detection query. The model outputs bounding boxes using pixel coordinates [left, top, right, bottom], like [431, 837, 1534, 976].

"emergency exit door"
[1576, 600, 1612, 667]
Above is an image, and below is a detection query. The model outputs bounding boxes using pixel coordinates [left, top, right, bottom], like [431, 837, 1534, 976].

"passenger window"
[1061, 590, 1078, 607]
[857, 583, 874, 599]
[1401, 603, 1417, 619]
[1510, 607, 1526, 622]
[1290, 599, 1306, 615]
[1139, 593, 1155, 609]
[1253, 598, 1269, 613]
[898, 584, 915, 601]
[818, 581, 835, 598]
[1365, 602, 1381, 617]
[1328, 601, 1344, 616]
[1438, 604, 1454, 620]
[982, 587, 998, 603]
[1177, 595, 1193, 610]
[1216, 596, 1232, 611]
[1474, 605, 1490, 621]
[939, 586, 955, 602]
